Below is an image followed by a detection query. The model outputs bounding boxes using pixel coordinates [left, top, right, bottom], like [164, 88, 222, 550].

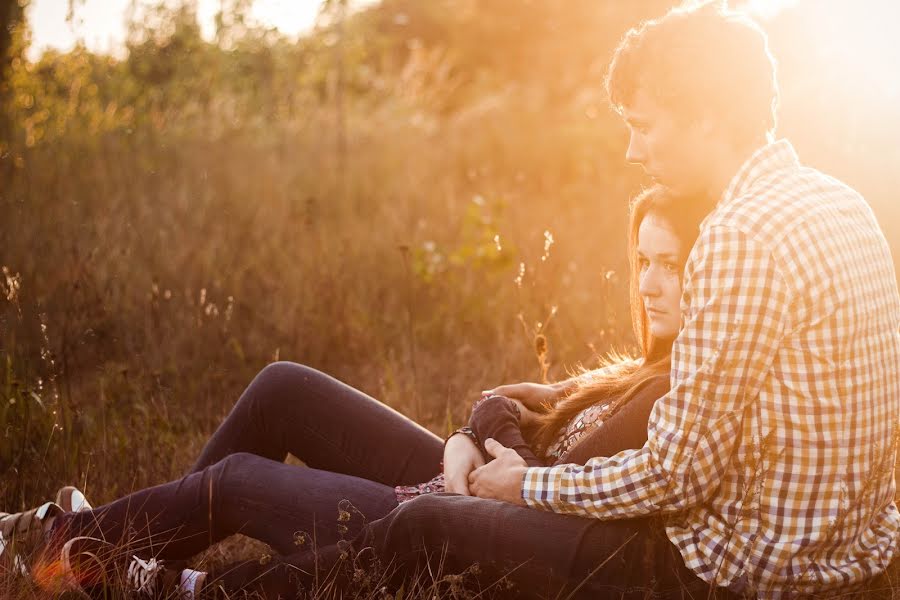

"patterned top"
[544, 399, 613, 460]
[395, 473, 447, 503]
[521, 140, 900, 597]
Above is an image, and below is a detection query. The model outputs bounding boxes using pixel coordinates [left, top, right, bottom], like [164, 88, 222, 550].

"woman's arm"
[482, 381, 571, 411]
[485, 361, 642, 411]
[443, 434, 485, 495]
[468, 396, 545, 467]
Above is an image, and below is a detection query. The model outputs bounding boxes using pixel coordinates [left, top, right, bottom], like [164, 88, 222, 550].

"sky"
[26, 0, 362, 60]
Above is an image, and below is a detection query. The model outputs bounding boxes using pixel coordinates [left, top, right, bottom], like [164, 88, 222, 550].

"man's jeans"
[361, 494, 727, 599]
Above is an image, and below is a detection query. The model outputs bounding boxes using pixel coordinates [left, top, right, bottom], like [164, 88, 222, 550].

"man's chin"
[651, 178, 678, 194]
[654, 180, 707, 202]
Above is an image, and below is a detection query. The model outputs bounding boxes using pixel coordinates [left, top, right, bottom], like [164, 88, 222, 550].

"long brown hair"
[530, 185, 710, 456]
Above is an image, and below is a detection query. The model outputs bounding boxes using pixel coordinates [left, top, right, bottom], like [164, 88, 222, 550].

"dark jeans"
[224, 493, 729, 600]
[354, 493, 727, 600]
[54, 361, 721, 598]
[54, 362, 444, 557]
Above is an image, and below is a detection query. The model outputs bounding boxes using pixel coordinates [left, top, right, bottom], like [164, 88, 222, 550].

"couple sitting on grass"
[3, 3, 899, 599]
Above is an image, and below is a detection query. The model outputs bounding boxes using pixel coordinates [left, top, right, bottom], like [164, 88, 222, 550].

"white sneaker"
[55, 486, 93, 513]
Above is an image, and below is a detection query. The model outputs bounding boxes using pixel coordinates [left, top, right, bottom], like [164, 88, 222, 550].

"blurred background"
[1, 0, 898, 511]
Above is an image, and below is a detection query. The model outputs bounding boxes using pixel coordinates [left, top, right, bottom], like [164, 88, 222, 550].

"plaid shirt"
[522, 140, 900, 596]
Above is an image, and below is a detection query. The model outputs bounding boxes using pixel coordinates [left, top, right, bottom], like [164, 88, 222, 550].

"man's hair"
[606, 1, 778, 149]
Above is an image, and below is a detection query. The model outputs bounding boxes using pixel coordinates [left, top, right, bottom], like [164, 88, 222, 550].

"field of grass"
[2, 0, 900, 597]
[0, 61, 644, 599]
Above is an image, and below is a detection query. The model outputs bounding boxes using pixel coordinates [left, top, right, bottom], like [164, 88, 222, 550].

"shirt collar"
[699, 139, 800, 231]
[721, 139, 799, 208]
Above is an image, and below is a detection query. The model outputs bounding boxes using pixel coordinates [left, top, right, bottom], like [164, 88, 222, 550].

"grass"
[0, 79, 642, 597]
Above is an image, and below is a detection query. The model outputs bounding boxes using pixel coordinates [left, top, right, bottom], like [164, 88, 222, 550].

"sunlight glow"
[739, 0, 800, 19]
[27, 0, 339, 60]
[742, 0, 900, 104]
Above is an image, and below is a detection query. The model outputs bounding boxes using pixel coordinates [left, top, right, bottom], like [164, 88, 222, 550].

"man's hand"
[483, 381, 565, 411]
[443, 434, 485, 495]
[468, 438, 528, 506]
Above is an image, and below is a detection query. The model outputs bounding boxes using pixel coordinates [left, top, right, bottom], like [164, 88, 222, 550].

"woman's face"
[636, 213, 685, 341]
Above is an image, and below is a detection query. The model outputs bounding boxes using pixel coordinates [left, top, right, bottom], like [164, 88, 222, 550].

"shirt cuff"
[521, 465, 564, 510]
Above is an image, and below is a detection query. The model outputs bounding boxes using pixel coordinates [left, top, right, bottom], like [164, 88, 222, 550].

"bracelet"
[445, 426, 482, 452]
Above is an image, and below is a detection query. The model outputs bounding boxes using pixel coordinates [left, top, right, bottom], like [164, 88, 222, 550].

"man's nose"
[625, 133, 645, 165]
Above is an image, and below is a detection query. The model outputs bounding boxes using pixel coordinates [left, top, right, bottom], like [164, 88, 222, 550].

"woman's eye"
[638, 258, 650, 269]
[664, 262, 680, 273]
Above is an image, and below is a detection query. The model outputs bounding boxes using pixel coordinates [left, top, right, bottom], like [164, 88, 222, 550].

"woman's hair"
[530, 185, 710, 456]
[605, 2, 778, 151]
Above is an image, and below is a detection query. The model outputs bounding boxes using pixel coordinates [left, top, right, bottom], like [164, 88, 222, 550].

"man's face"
[620, 90, 709, 197]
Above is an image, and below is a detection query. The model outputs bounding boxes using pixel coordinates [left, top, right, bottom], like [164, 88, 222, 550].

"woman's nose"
[639, 267, 660, 297]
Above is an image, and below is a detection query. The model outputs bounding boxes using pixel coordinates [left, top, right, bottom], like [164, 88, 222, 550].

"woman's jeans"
[55, 361, 444, 557]
[54, 361, 720, 598]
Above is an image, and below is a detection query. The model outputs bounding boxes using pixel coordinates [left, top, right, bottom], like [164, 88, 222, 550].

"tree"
[0, 0, 24, 180]
[0, 0, 24, 91]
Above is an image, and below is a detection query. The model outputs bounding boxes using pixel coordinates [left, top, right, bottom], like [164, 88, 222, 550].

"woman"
[0, 184, 708, 598]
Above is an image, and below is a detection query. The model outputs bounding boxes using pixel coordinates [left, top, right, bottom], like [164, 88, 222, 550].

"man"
[347, 3, 900, 598]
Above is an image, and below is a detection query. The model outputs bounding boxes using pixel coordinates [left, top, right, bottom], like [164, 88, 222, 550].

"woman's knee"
[242, 361, 324, 412]
[210, 451, 265, 479]
[207, 452, 292, 506]
[253, 361, 319, 390]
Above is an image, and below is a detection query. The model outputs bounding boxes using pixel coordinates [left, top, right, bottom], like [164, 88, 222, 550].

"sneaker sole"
[55, 487, 93, 513]
[36, 535, 114, 597]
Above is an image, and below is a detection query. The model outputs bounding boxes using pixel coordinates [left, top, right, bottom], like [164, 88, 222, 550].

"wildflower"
[514, 262, 525, 287]
[542, 230, 554, 261]
[534, 334, 547, 356]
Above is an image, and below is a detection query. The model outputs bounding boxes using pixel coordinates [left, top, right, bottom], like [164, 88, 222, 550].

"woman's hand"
[443, 434, 486, 495]
[483, 381, 566, 411]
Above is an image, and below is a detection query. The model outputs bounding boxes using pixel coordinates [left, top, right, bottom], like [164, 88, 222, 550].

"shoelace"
[127, 555, 162, 595]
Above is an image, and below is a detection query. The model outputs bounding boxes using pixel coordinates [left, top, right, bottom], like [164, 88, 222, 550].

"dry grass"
[0, 77, 640, 598]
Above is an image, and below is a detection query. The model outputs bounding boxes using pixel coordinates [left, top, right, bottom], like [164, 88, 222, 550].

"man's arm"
[522, 224, 792, 518]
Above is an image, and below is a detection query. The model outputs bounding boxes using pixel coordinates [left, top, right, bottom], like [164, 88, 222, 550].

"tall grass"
[0, 80, 639, 498]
